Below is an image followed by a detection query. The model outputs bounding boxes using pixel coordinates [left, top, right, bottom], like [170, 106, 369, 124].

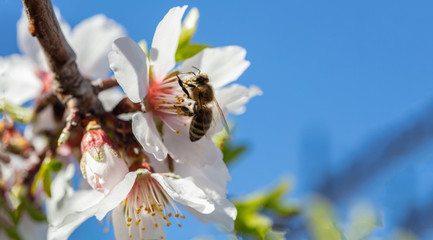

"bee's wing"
[205, 99, 230, 139]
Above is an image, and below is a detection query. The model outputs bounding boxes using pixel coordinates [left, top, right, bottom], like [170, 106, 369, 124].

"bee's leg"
[174, 105, 194, 117]
[177, 74, 191, 98]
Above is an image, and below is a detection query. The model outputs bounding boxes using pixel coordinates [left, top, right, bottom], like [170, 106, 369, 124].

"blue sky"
[2, 0, 433, 239]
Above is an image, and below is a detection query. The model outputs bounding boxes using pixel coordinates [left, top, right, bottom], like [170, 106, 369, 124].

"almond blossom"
[109, 6, 261, 166]
[47, 153, 236, 240]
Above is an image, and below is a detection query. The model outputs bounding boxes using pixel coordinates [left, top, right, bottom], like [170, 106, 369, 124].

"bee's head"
[193, 74, 209, 84]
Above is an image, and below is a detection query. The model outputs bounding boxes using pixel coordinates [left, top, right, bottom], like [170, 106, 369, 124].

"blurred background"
[2, 0, 433, 239]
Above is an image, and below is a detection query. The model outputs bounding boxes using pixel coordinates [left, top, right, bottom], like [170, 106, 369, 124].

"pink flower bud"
[80, 128, 128, 194]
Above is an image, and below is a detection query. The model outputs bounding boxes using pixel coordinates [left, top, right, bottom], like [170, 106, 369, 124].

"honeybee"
[177, 68, 229, 142]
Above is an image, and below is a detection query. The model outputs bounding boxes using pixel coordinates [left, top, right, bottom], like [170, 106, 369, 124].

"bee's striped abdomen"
[190, 107, 212, 142]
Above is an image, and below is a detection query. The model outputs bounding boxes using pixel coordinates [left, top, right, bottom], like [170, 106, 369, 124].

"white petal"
[132, 112, 168, 161]
[184, 197, 237, 231]
[215, 84, 262, 115]
[0, 55, 42, 105]
[18, 213, 48, 240]
[94, 171, 138, 220]
[97, 87, 125, 111]
[71, 15, 126, 79]
[162, 123, 222, 166]
[179, 46, 250, 89]
[112, 205, 166, 240]
[174, 157, 230, 196]
[48, 190, 104, 240]
[151, 174, 214, 214]
[46, 163, 75, 223]
[16, 11, 43, 66]
[150, 6, 187, 80]
[109, 37, 149, 103]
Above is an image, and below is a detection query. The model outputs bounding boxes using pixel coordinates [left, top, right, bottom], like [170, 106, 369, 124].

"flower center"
[145, 74, 194, 134]
[122, 167, 185, 239]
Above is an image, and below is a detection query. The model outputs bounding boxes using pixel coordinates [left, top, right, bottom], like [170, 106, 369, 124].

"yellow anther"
[183, 123, 187, 127]
[181, 215, 186, 219]
[141, 227, 146, 231]
[176, 130, 180, 134]
[162, 101, 166, 104]
[155, 223, 158, 228]
[151, 213, 156, 216]
[127, 217, 132, 222]
[167, 222, 171, 227]
[126, 223, 131, 227]
[175, 214, 179, 218]
[168, 212, 172, 217]
[178, 224, 182, 227]
[160, 236, 164, 239]
[136, 209, 141, 214]
[104, 228, 109, 233]
[129, 234, 132, 238]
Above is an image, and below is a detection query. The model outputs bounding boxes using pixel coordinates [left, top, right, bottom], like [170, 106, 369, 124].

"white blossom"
[109, 6, 261, 166]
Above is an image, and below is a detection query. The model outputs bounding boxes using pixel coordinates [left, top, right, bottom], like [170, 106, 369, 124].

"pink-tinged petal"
[150, 6, 187, 80]
[71, 15, 126, 79]
[162, 123, 222, 166]
[132, 112, 168, 161]
[109, 37, 149, 103]
[215, 84, 262, 115]
[183, 197, 237, 231]
[179, 46, 250, 89]
[151, 174, 215, 214]
[0, 55, 42, 105]
[94, 171, 138, 220]
[112, 205, 166, 240]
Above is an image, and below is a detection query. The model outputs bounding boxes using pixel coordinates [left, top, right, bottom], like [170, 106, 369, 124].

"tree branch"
[21, 0, 103, 115]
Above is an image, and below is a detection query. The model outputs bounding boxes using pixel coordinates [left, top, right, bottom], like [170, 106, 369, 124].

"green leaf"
[31, 158, 62, 197]
[0, 100, 34, 123]
[264, 230, 287, 240]
[178, 7, 199, 48]
[175, 43, 209, 62]
[20, 197, 46, 222]
[222, 143, 247, 165]
[4, 227, 21, 240]
[233, 179, 299, 239]
[307, 196, 343, 240]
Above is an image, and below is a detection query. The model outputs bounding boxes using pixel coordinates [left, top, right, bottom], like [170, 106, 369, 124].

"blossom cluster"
[0, 5, 261, 240]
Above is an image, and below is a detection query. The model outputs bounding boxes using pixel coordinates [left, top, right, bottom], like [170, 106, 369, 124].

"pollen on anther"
[151, 212, 156, 216]
[141, 227, 146, 231]
[167, 222, 171, 227]
[126, 223, 131, 227]
[176, 130, 180, 134]
[135, 219, 141, 225]
[168, 212, 172, 217]
[181, 215, 186, 219]
[127, 217, 132, 222]
[183, 123, 187, 127]
[178, 224, 182, 227]
[129, 234, 132, 238]
[136, 209, 141, 214]
[155, 223, 158, 228]
[175, 213, 179, 218]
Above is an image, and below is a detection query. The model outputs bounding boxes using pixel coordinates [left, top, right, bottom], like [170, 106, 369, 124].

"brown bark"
[21, 0, 103, 115]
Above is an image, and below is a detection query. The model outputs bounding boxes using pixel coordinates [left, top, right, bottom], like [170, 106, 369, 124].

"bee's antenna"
[191, 66, 201, 75]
